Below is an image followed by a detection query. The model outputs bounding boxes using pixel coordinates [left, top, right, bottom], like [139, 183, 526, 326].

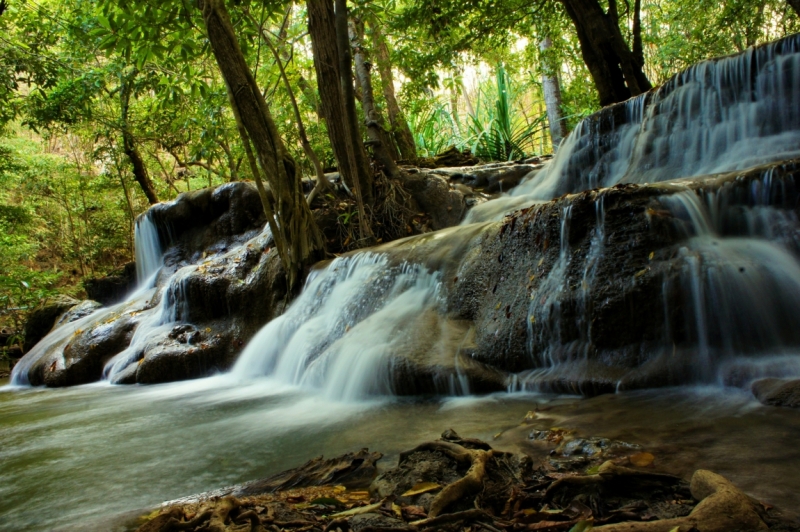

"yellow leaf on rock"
[629, 452, 655, 467]
[392, 503, 402, 518]
[402, 482, 442, 497]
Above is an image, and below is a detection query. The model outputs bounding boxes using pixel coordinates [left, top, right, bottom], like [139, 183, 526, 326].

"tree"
[539, 36, 566, 149]
[198, 0, 325, 285]
[119, 70, 159, 204]
[366, 19, 417, 160]
[350, 17, 400, 177]
[559, 0, 650, 105]
[306, 0, 372, 202]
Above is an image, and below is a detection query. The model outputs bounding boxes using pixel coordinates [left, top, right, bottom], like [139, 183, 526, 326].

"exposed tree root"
[134, 430, 793, 532]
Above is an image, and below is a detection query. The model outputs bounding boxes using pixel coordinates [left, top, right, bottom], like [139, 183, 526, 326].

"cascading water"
[467, 35, 800, 223]
[659, 184, 800, 384]
[232, 253, 447, 400]
[134, 212, 163, 286]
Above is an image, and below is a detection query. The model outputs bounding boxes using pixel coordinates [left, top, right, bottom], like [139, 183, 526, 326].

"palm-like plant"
[466, 65, 545, 161]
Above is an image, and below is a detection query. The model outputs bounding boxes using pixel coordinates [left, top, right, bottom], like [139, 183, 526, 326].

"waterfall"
[468, 35, 800, 223]
[134, 212, 163, 286]
[660, 187, 800, 383]
[232, 253, 446, 400]
[9, 214, 168, 386]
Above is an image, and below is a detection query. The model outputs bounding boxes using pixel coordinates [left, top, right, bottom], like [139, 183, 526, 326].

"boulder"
[751, 378, 800, 408]
[23, 295, 80, 353]
[84, 262, 136, 305]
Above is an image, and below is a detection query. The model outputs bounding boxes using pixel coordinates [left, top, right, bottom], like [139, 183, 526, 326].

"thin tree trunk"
[539, 37, 567, 151]
[245, 11, 332, 204]
[279, 5, 320, 116]
[632, 0, 644, 68]
[368, 21, 417, 160]
[350, 18, 400, 177]
[334, 0, 374, 242]
[199, 0, 325, 287]
[306, 0, 371, 192]
[559, 0, 652, 106]
[120, 76, 159, 205]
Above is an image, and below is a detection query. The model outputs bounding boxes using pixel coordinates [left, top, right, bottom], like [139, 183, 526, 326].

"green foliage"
[466, 65, 545, 161]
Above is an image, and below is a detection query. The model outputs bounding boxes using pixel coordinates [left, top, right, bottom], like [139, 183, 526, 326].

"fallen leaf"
[568, 520, 594, 532]
[629, 452, 655, 467]
[402, 505, 427, 520]
[402, 482, 442, 497]
[523, 410, 537, 423]
[309, 497, 344, 507]
[648, 251, 655, 260]
[392, 503, 402, 518]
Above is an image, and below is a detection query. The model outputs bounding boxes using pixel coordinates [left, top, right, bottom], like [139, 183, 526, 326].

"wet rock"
[128, 326, 231, 385]
[84, 262, 136, 305]
[752, 378, 800, 408]
[35, 314, 136, 387]
[149, 181, 266, 267]
[23, 295, 80, 353]
[403, 173, 466, 230]
[437, 161, 800, 392]
[54, 300, 102, 327]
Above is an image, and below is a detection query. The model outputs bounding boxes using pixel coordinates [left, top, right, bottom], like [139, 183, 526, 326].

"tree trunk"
[334, 0, 374, 209]
[246, 11, 332, 204]
[306, 0, 371, 191]
[539, 37, 567, 151]
[559, 0, 652, 106]
[368, 21, 418, 161]
[199, 0, 325, 287]
[788, 0, 800, 17]
[350, 18, 400, 177]
[120, 77, 159, 205]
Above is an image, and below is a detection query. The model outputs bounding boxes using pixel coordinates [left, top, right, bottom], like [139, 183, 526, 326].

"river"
[2, 377, 799, 531]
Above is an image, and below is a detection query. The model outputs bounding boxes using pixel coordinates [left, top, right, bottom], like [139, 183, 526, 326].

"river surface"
[1, 377, 799, 531]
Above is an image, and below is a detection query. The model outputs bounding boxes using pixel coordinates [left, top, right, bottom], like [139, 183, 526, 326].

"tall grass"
[407, 65, 548, 161]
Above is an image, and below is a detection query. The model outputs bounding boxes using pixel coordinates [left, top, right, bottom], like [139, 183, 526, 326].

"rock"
[149, 181, 266, 268]
[37, 314, 136, 387]
[752, 378, 800, 408]
[432, 146, 479, 167]
[403, 173, 466, 230]
[84, 262, 137, 305]
[23, 295, 80, 353]
[54, 300, 102, 327]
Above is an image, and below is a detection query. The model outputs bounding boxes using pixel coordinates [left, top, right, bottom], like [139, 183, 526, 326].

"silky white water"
[467, 36, 800, 223]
